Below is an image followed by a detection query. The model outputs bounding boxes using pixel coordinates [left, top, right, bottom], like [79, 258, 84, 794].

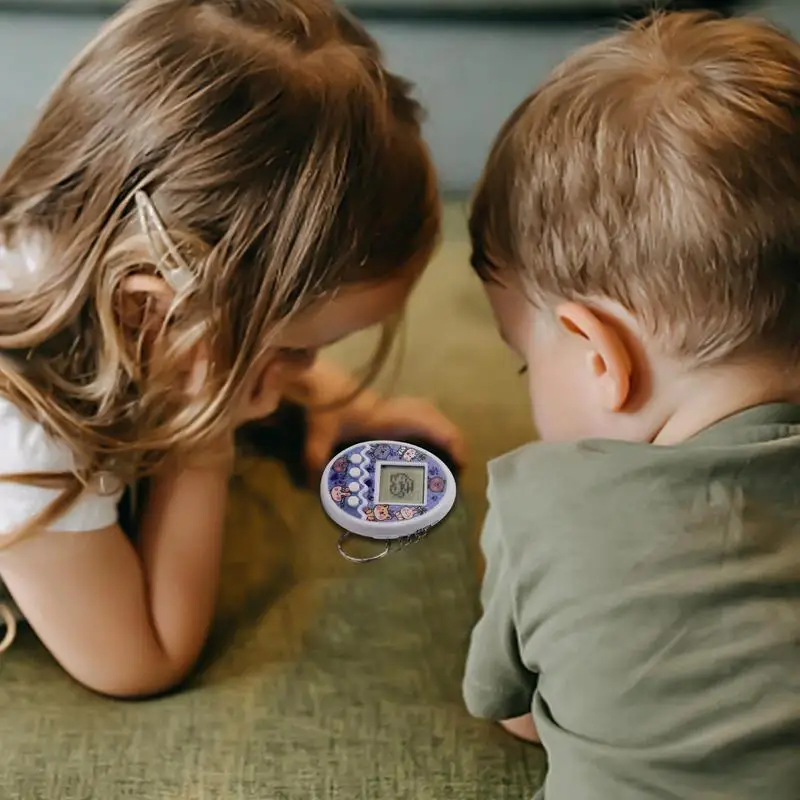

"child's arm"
[463, 504, 539, 733]
[0, 455, 232, 698]
[0, 355, 288, 696]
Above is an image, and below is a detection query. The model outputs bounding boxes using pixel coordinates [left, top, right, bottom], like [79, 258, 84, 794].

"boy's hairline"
[466, 10, 800, 367]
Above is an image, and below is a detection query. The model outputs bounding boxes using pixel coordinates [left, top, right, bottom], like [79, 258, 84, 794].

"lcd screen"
[378, 465, 426, 505]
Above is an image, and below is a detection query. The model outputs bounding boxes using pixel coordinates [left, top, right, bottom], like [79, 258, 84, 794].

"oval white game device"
[321, 440, 457, 562]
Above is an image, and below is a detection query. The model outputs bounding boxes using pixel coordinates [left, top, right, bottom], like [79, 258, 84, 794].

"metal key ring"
[337, 532, 391, 564]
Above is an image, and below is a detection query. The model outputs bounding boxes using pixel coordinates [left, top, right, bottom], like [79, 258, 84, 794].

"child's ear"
[118, 274, 176, 331]
[119, 274, 211, 394]
[555, 302, 633, 412]
[120, 274, 174, 311]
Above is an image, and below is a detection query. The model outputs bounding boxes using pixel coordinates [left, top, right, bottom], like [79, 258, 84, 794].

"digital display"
[378, 465, 426, 506]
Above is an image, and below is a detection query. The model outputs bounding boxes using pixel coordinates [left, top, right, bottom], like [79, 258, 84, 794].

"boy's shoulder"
[490, 403, 800, 515]
[486, 405, 800, 571]
[487, 437, 652, 538]
[488, 437, 645, 499]
[484, 438, 663, 588]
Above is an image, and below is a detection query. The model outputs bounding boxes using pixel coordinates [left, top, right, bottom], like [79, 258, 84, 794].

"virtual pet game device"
[321, 440, 457, 563]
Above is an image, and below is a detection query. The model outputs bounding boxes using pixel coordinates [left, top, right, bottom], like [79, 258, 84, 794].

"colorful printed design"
[373, 444, 392, 460]
[428, 476, 446, 494]
[330, 485, 350, 505]
[364, 504, 391, 521]
[326, 441, 450, 525]
[396, 445, 425, 462]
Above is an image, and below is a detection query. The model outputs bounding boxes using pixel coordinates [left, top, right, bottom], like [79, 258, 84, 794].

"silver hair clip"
[134, 190, 195, 294]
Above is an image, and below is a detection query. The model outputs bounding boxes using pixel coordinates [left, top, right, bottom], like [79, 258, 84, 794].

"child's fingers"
[303, 397, 467, 480]
[422, 411, 468, 465]
[373, 398, 468, 465]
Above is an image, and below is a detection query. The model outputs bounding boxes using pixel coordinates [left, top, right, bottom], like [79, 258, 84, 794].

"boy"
[463, 11, 800, 800]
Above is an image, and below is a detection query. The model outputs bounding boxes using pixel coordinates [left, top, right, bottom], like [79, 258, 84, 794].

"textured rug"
[0, 204, 545, 800]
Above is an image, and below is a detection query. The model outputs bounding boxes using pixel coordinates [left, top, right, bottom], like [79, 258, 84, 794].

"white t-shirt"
[0, 396, 121, 535]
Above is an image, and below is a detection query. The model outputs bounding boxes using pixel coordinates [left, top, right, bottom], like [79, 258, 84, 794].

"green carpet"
[0, 204, 545, 799]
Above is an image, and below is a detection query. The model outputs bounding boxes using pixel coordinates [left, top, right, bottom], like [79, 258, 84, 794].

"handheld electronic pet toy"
[321, 440, 457, 563]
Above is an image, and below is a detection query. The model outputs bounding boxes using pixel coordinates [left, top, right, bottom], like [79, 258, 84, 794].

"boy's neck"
[653, 358, 800, 445]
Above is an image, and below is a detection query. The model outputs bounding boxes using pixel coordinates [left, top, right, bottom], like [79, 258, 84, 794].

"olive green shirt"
[464, 404, 800, 800]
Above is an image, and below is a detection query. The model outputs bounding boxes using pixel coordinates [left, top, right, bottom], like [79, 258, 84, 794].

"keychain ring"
[337, 532, 391, 564]
[322, 441, 457, 563]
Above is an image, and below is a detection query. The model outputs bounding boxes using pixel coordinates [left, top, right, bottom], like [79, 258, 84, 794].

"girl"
[0, 0, 462, 697]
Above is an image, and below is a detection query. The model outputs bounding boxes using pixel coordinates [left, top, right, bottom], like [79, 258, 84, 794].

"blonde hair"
[470, 11, 800, 364]
[0, 0, 439, 507]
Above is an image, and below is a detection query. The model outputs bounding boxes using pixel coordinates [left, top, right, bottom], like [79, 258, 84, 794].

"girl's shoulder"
[0, 395, 77, 474]
[0, 396, 121, 536]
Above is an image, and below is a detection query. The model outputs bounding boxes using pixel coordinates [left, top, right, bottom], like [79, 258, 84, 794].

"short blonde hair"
[0, 0, 438, 489]
[470, 11, 800, 363]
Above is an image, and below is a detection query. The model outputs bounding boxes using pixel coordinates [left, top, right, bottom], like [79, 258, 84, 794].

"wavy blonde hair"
[471, 10, 800, 364]
[0, 0, 439, 523]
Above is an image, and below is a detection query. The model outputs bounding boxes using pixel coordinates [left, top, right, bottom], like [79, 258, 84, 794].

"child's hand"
[283, 360, 466, 475]
[500, 714, 541, 745]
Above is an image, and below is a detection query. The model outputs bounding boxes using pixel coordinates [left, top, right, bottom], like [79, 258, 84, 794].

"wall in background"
[0, 1, 798, 192]
[0, 1, 650, 9]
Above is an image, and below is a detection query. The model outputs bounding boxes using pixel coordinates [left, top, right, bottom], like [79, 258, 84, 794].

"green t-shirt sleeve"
[463, 502, 537, 720]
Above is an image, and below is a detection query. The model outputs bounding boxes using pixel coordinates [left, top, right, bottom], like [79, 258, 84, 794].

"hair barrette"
[134, 190, 195, 294]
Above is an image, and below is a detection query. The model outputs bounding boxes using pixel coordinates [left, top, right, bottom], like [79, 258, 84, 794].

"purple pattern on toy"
[326, 441, 448, 523]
